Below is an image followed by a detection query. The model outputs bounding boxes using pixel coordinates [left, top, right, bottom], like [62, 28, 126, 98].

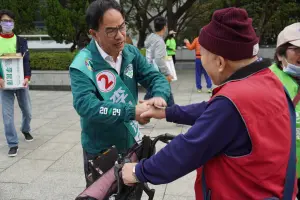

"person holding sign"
[0, 9, 33, 157]
[122, 7, 298, 199]
[69, 0, 170, 187]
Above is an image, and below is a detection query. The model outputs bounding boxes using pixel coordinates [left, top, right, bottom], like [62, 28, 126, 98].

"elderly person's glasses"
[105, 21, 127, 38]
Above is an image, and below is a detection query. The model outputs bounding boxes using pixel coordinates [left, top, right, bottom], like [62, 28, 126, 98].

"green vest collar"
[270, 63, 299, 99]
[87, 39, 136, 74]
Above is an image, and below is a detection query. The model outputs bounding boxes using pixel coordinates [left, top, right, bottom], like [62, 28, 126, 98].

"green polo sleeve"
[131, 46, 171, 102]
[70, 68, 135, 124]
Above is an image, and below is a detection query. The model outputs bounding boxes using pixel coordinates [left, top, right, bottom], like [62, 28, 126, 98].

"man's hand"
[166, 75, 173, 83]
[135, 102, 151, 125]
[122, 163, 138, 186]
[0, 78, 4, 89]
[23, 78, 29, 87]
[141, 97, 167, 108]
[184, 39, 189, 43]
[140, 105, 166, 119]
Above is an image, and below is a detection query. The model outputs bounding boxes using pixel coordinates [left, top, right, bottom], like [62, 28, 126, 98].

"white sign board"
[0, 53, 25, 89]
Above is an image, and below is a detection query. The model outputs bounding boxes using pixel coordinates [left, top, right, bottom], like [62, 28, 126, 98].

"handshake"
[134, 97, 167, 125]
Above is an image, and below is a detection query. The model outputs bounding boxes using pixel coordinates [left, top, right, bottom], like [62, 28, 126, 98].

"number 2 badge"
[96, 70, 116, 92]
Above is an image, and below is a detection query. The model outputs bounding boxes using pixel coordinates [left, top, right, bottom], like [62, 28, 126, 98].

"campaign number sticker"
[96, 70, 116, 92]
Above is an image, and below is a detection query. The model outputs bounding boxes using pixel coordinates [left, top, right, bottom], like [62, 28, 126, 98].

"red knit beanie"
[199, 7, 259, 61]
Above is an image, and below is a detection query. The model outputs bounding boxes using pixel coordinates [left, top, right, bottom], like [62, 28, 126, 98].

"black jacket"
[16, 36, 31, 78]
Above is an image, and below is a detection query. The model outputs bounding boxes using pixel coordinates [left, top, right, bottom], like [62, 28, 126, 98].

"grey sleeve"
[153, 40, 171, 76]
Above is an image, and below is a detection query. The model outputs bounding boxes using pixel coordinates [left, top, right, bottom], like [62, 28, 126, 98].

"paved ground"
[0, 69, 213, 200]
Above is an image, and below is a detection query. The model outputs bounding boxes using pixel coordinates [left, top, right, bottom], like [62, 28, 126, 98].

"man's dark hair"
[154, 16, 167, 32]
[0, 9, 15, 20]
[86, 0, 124, 30]
[274, 43, 292, 69]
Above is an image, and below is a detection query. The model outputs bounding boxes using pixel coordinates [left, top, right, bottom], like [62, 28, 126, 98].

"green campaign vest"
[70, 49, 142, 143]
[270, 64, 300, 126]
[270, 63, 300, 175]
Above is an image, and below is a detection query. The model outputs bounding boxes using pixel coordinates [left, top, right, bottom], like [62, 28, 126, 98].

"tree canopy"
[2, 0, 299, 50]
[0, 0, 39, 34]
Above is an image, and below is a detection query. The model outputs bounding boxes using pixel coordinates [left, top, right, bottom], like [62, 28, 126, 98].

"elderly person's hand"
[140, 97, 167, 108]
[122, 163, 139, 186]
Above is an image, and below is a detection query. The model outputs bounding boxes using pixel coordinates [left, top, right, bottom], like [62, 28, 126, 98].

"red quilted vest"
[194, 68, 297, 199]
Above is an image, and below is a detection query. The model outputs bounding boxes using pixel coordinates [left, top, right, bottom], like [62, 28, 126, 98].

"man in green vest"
[69, 0, 171, 187]
[269, 22, 300, 199]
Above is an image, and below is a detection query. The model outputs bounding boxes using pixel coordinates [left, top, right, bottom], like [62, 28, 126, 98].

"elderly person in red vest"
[122, 7, 298, 200]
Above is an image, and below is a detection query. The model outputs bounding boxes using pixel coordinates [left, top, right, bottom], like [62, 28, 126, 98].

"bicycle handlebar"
[75, 133, 176, 200]
[152, 133, 176, 146]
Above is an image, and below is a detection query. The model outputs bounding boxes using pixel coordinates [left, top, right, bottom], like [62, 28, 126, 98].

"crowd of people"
[0, 0, 300, 199]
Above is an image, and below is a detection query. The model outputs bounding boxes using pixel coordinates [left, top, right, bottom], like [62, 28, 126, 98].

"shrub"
[29, 48, 146, 70]
[30, 51, 77, 70]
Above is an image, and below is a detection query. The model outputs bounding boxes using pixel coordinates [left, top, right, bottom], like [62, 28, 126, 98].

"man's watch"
[132, 165, 140, 183]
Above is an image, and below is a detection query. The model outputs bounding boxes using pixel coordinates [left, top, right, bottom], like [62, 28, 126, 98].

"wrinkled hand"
[135, 102, 151, 125]
[122, 163, 138, 186]
[140, 105, 166, 119]
[166, 75, 173, 83]
[0, 78, 4, 89]
[184, 39, 189, 43]
[23, 78, 29, 87]
[141, 97, 167, 108]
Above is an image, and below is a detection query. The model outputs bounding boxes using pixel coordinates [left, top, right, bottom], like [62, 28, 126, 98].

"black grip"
[164, 133, 176, 140]
[114, 164, 123, 195]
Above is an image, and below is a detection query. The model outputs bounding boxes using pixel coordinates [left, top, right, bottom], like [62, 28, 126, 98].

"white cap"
[276, 22, 300, 48]
[169, 30, 176, 35]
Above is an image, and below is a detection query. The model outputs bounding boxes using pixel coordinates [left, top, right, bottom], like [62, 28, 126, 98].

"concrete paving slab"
[0, 147, 32, 169]
[31, 124, 66, 136]
[25, 142, 75, 161]
[0, 183, 27, 200]
[0, 159, 54, 183]
[49, 130, 81, 144]
[29, 118, 52, 131]
[165, 171, 196, 196]
[17, 135, 54, 150]
[14, 171, 84, 200]
[47, 144, 83, 173]
[163, 195, 195, 200]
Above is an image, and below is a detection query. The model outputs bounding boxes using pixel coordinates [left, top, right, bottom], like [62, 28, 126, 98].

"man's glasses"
[104, 21, 126, 38]
[287, 46, 300, 54]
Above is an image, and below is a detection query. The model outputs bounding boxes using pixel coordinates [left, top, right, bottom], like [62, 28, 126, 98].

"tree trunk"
[256, 1, 271, 37]
[137, 27, 147, 48]
[135, 0, 167, 49]
[166, 0, 175, 31]
[70, 30, 82, 52]
[256, 12, 266, 37]
[167, 0, 197, 32]
[70, 41, 77, 52]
